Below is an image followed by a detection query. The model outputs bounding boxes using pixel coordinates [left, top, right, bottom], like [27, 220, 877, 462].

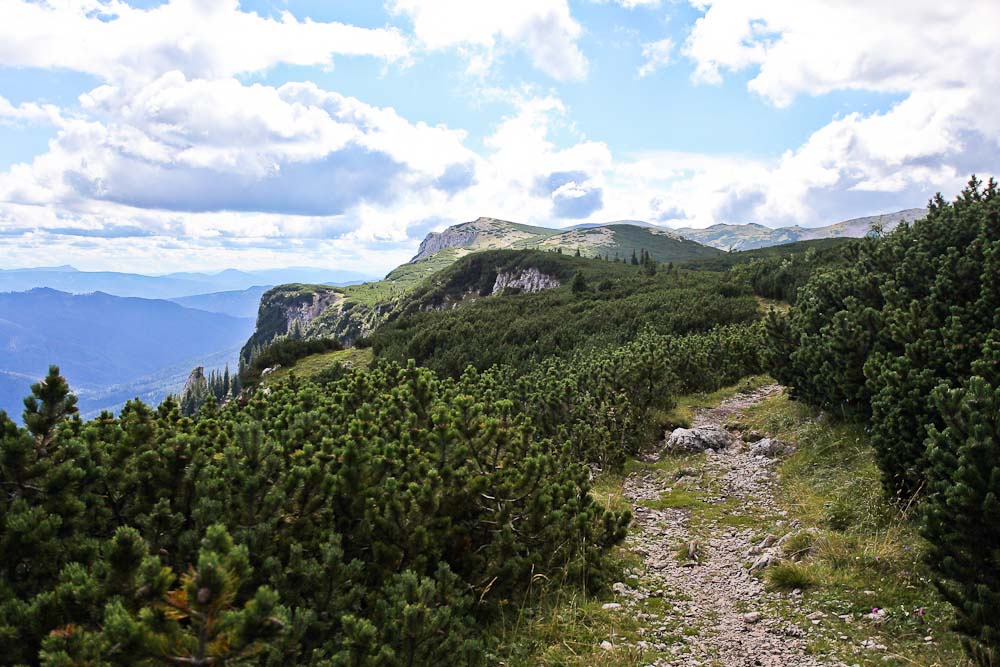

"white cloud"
[390, 0, 588, 80]
[684, 1, 1000, 106]
[670, 0, 1000, 224]
[0, 73, 478, 233]
[595, 0, 661, 8]
[3, 0, 1000, 273]
[0, 96, 65, 126]
[638, 38, 674, 77]
[0, 0, 409, 82]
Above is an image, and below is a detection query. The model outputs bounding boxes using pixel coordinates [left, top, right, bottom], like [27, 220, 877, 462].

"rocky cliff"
[412, 217, 543, 260]
[492, 267, 561, 294]
[240, 285, 344, 363]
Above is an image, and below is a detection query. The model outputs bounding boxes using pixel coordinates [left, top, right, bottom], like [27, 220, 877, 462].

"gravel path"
[615, 385, 845, 667]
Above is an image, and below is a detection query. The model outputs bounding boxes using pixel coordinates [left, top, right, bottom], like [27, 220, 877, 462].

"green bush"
[763, 176, 1000, 663]
[923, 372, 1000, 667]
[0, 364, 629, 665]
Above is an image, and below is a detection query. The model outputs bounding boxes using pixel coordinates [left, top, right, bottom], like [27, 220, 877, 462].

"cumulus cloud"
[2, 0, 1000, 272]
[0, 74, 476, 216]
[670, 0, 1000, 224]
[0, 96, 65, 126]
[0, 0, 409, 81]
[638, 38, 674, 77]
[390, 0, 588, 80]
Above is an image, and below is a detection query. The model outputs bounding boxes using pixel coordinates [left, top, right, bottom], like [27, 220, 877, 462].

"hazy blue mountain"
[0, 266, 374, 299]
[0, 288, 255, 418]
[169, 286, 271, 318]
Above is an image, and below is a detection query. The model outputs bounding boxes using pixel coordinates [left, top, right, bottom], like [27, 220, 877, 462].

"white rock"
[751, 437, 795, 458]
[665, 426, 736, 453]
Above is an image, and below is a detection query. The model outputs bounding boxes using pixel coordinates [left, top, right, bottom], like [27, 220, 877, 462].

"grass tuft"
[766, 562, 818, 591]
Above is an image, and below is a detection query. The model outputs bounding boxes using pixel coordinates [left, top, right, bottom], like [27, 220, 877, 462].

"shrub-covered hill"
[2, 301, 765, 666]
[372, 249, 760, 378]
[239, 221, 726, 362]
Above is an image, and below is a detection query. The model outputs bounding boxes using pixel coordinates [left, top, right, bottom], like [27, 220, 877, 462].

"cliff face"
[411, 217, 538, 260]
[282, 290, 343, 328]
[491, 267, 560, 294]
[414, 224, 482, 259]
[240, 285, 344, 363]
[182, 366, 207, 397]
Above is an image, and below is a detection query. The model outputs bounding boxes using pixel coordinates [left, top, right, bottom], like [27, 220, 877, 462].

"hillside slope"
[240, 217, 868, 360]
[0, 288, 254, 416]
[241, 220, 725, 358]
[413, 217, 724, 263]
[170, 285, 271, 318]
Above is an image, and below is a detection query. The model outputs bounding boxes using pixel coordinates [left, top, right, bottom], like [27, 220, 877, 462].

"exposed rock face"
[282, 291, 342, 333]
[182, 366, 207, 396]
[665, 425, 736, 453]
[491, 267, 561, 294]
[413, 217, 528, 260]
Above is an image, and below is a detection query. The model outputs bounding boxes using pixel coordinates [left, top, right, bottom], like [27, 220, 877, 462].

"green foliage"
[729, 242, 861, 303]
[38, 525, 286, 667]
[923, 374, 1000, 666]
[765, 177, 1000, 497]
[763, 176, 1000, 664]
[239, 337, 343, 386]
[0, 363, 632, 665]
[374, 251, 760, 378]
[22, 365, 79, 455]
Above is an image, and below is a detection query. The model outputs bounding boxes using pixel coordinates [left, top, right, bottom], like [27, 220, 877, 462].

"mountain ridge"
[411, 216, 717, 263]
[0, 266, 374, 299]
[673, 208, 927, 250]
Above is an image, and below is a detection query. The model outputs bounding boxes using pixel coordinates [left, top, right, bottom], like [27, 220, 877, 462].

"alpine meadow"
[2, 2, 999, 667]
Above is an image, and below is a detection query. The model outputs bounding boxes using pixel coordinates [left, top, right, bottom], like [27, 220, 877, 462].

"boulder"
[750, 437, 795, 458]
[665, 426, 736, 453]
[750, 552, 781, 572]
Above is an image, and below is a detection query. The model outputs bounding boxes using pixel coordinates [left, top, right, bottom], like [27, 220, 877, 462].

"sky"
[0, 0, 998, 275]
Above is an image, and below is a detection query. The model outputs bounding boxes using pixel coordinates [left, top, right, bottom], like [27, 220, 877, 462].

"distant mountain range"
[0, 288, 255, 418]
[673, 208, 927, 251]
[169, 286, 270, 319]
[410, 210, 927, 263]
[0, 266, 374, 300]
[3, 208, 923, 419]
